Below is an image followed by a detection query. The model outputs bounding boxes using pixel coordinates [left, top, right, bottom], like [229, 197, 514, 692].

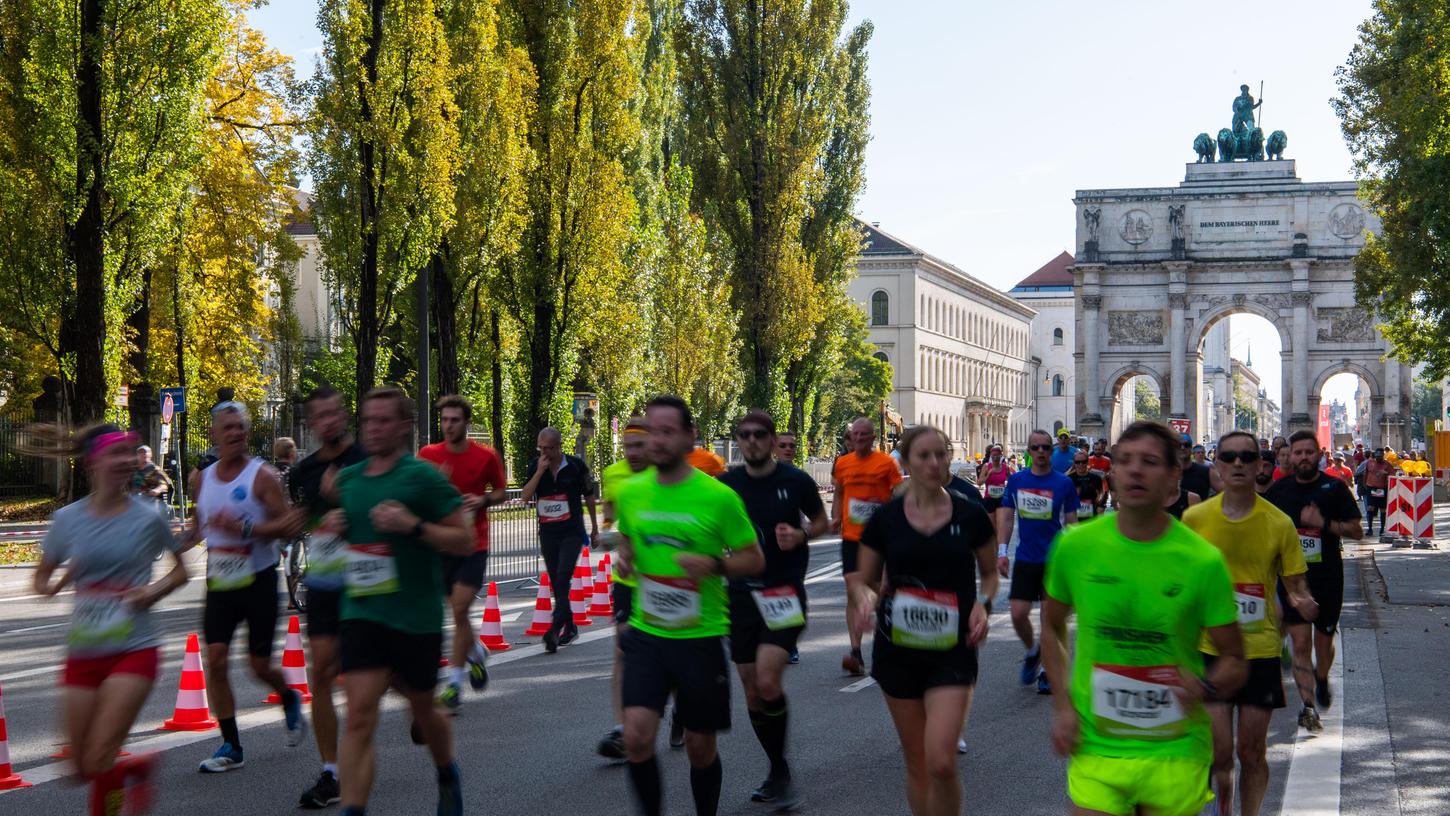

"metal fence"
[0, 412, 44, 496]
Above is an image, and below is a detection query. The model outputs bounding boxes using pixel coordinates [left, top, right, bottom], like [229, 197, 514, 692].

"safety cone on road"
[264, 615, 312, 704]
[478, 581, 512, 652]
[588, 557, 613, 617]
[570, 548, 594, 626]
[49, 744, 129, 760]
[524, 571, 555, 636]
[162, 633, 218, 732]
[0, 682, 30, 790]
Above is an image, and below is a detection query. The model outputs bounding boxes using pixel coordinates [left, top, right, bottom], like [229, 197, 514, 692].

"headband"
[88, 431, 138, 461]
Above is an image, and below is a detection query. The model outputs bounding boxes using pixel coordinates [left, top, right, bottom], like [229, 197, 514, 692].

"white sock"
[322, 763, 338, 777]
[451, 667, 465, 687]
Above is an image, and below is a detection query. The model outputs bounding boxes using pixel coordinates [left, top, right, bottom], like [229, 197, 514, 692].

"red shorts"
[63, 647, 160, 689]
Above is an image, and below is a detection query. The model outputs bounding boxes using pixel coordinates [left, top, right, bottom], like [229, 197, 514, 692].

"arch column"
[1165, 265, 1188, 419]
[1288, 262, 1313, 429]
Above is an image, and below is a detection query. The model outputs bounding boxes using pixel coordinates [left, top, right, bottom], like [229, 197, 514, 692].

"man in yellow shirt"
[1183, 430, 1318, 816]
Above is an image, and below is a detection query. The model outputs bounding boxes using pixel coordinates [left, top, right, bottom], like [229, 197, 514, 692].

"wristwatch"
[411, 520, 426, 538]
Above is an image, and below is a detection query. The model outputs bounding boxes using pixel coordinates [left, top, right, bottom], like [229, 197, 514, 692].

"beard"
[743, 450, 772, 468]
[1255, 472, 1272, 485]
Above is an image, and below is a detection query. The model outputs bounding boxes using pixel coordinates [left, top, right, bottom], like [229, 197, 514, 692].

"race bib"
[1370, 488, 1385, 498]
[1016, 488, 1054, 520]
[538, 495, 571, 523]
[1297, 528, 1323, 564]
[986, 485, 1005, 499]
[70, 589, 134, 650]
[345, 542, 399, 597]
[751, 586, 805, 631]
[1091, 664, 1186, 740]
[307, 528, 347, 580]
[847, 498, 881, 526]
[889, 587, 959, 651]
[1077, 503, 1095, 519]
[207, 546, 256, 591]
[1235, 583, 1266, 632]
[639, 575, 701, 630]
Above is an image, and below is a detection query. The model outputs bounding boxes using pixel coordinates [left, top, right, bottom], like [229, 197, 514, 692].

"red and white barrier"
[1387, 476, 1434, 541]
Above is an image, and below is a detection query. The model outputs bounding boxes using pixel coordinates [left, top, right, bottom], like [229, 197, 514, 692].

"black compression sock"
[219, 717, 241, 750]
[628, 756, 663, 816]
[758, 695, 790, 780]
[689, 756, 722, 816]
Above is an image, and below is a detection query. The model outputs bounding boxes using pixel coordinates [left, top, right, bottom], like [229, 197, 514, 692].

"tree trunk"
[489, 308, 505, 460]
[66, 0, 107, 425]
[430, 247, 459, 399]
[354, 0, 385, 404]
[526, 296, 555, 438]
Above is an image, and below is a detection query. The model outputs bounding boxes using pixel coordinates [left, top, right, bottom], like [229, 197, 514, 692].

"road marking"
[840, 677, 876, 693]
[1, 622, 67, 635]
[1279, 631, 1344, 816]
[0, 590, 74, 604]
[0, 664, 63, 682]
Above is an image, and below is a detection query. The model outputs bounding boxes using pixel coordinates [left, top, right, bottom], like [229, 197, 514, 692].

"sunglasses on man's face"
[736, 429, 772, 440]
[778, 441, 796, 448]
[1029, 444, 1052, 452]
[1216, 449, 1261, 465]
[1073, 459, 1088, 465]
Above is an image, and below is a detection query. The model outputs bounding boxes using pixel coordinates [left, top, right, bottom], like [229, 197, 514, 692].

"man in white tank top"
[182, 401, 307, 773]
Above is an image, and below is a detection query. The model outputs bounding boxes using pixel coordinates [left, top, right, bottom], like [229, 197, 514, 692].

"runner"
[1163, 480, 1201, 520]
[1254, 448, 1276, 496]
[1040, 420, 1247, 816]
[615, 395, 765, 816]
[1264, 430, 1364, 731]
[1180, 435, 1217, 499]
[774, 432, 798, 464]
[418, 395, 508, 712]
[1183, 431, 1318, 816]
[131, 444, 173, 513]
[977, 444, 1013, 516]
[996, 429, 1077, 694]
[595, 416, 653, 760]
[832, 416, 903, 676]
[287, 386, 368, 807]
[33, 425, 189, 815]
[1051, 429, 1077, 474]
[1325, 452, 1355, 490]
[1087, 440, 1113, 509]
[1362, 448, 1391, 536]
[1067, 452, 1105, 520]
[854, 425, 997, 816]
[719, 410, 828, 810]
[331, 387, 475, 816]
[183, 401, 308, 773]
[688, 439, 727, 477]
[520, 426, 599, 653]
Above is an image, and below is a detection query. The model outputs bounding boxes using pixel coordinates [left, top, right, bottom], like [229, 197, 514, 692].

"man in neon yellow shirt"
[1041, 421, 1247, 816]
[1184, 430, 1317, 816]
[615, 395, 765, 816]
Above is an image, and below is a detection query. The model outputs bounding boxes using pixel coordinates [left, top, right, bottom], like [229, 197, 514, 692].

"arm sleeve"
[419, 465, 463, 522]
[484, 452, 506, 492]
[859, 506, 887, 555]
[1278, 517, 1308, 577]
[1044, 530, 1072, 604]
[1331, 481, 1362, 522]
[965, 502, 995, 550]
[1001, 474, 1017, 509]
[39, 512, 70, 566]
[798, 472, 826, 520]
[887, 463, 903, 489]
[715, 489, 760, 553]
[1199, 551, 1239, 629]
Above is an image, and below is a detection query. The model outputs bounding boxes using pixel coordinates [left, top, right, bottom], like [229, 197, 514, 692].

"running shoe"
[596, 728, 625, 760]
[410, 719, 426, 745]
[119, 752, 158, 814]
[299, 770, 341, 809]
[436, 761, 463, 816]
[1316, 676, 1332, 710]
[751, 776, 800, 811]
[467, 650, 489, 691]
[543, 628, 559, 654]
[788, 648, 800, 665]
[284, 689, 310, 747]
[1036, 671, 1052, 695]
[956, 738, 967, 755]
[198, 743, 245, 773]
[559, 627, 579, 647]
[1298, 705, 1323, 733]
[669, 714, 685, 749]
[1020, 647, 1042, 686]
[841, 649, 866, 676]
[438, 683, 462, 713]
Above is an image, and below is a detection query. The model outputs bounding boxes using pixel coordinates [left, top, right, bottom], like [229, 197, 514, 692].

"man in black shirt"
[1180, 434, 1216, 499]
[1265, 430, 1363, 732]
[521, 426, 599, 652]
[1067, 453, 1105, 519]
[719, 410, 828, 810]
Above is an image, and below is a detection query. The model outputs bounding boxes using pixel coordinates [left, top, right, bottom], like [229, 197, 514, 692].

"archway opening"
[1195, 313, 1284, 446]
[1108, 372, 1162, 439]
[1317, 371, 1375, 451]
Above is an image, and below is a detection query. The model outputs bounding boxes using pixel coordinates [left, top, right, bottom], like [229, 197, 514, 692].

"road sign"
[161, 393, 175, 425]
[1167, 417, 1191, 437]
[158, 387, 186, 414]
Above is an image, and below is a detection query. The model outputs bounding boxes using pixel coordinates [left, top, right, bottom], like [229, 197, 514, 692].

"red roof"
[1013, 251, 1074, 288]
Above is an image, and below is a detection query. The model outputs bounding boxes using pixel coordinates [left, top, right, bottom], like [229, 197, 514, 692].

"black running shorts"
[1203, 654, 1285, 710]
[203, 566, 280, 658]
[728, 586, 807, 664]
[1279, 566, 1344, 635]
[620, 628, 731, 734]
[339, 618, 443, 694]
[305, 588, 342, 638]
[870, 637, 979, 699]
[442, 550, 489, 591]
[1008, 560, 1047, 603]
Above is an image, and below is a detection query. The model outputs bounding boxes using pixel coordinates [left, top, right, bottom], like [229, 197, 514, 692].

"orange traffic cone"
[163, 633, 218, 732]
[264, 615, 312, 704]
[570, 548, 594, 626]
[49, 744, 129, 760]
[0, 682, 30, 790]
[524, 571, 554, 636]
[477, 582, 512, 652]
[588, 557, 613, 617]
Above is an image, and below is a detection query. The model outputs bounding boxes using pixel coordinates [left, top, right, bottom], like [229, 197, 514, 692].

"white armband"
[997, 544, 1008, 558]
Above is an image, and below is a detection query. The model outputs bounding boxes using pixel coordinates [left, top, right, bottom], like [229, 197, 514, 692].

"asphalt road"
[0, 537, 1421, 815]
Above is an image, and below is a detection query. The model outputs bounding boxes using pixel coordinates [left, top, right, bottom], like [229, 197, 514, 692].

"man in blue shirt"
[1050, 429, 1078, 474]
[997, 429, 1078, 694]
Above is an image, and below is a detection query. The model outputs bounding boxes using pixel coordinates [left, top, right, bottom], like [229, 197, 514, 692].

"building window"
[1053, 420, 1064, 434]
[1052, 327, 1064, 346]
[873, 351, 889, 365]
[1052, 374, 1064, 396]
[871, 291, 889, 326]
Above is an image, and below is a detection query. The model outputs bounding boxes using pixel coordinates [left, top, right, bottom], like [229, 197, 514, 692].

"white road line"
[1, 622, 67, 635]
[0, 664, 63, 682]
[840, 677, 876, 693]
[1279, 632, 1344, 816]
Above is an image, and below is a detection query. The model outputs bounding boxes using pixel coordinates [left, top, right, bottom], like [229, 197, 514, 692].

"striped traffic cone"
[0, 682, 30, 790]
[587, 557, 613, 617]
[570, 548, 594, 627]
[604, 552, 615, 593]
[524, 571, 555, 636]
[477, 581, 512, 652]
[264, 615, 312, 703]
[162, 633, 218, 732]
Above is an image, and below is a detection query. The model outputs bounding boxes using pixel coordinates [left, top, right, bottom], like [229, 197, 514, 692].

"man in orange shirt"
[687, 440, 726, 477]
[1325, 452, 1355, 491]
[831, 416, 902, 675]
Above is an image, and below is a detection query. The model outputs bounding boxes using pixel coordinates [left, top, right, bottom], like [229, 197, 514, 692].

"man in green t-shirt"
[1041, 421, 1247, 816]
[615, 395, 764, 816]
[329, 387, 474, 816]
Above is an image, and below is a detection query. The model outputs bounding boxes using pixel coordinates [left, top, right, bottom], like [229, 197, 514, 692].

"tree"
[1409, 378, 1441, 443]
[1134, 378, 1161, 421]
[1334, 2, 1450, 380]
[676, 0, 873, 414]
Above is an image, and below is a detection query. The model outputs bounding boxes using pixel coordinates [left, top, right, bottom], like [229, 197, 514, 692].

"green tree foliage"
[1409, 378, 1441, 443]
[810, 303, 890, 456]
[1333, 1, 1450, 380]
[1134, 377, 1162, 421]
[676, 0, 873, 414]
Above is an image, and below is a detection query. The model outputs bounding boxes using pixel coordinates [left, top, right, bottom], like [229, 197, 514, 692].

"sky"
[246, 0, 1376, 417]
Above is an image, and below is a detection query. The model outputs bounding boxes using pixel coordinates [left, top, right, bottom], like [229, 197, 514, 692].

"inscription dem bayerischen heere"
[1198, 219, 1280, 228]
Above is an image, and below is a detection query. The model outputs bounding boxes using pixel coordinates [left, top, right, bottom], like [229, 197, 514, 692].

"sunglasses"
[1073, 459, 1088, 464]
[1216, 449, 1261, 464]
[777, 441, 796, 448]
[1029, 444, 1052, 452]
[736, 429, 772, 440]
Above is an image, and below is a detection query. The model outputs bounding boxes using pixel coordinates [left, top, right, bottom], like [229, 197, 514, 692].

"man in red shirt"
[419, 395, 508, 710]
[1325, 452, 1355, 490]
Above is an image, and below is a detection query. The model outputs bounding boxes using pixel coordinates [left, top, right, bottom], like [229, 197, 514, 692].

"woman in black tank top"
[1162, 483, 1201, 519]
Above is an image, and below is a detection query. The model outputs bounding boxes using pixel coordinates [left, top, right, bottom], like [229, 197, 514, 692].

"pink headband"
[88, 431, 138, 461]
